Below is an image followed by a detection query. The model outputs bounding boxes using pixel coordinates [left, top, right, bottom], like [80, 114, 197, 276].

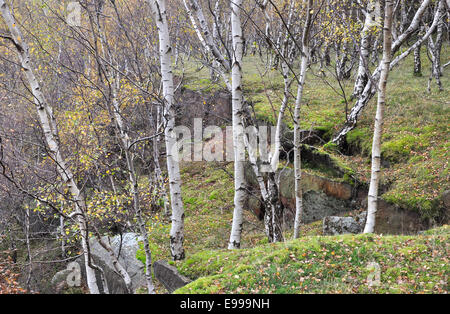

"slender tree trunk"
[293, 0, 313, 239]
[427, 1, 444, 92]
[25, 206, 32, 292]
[228, 0, 247, 250]
[60, 211, 66, 257]
[94, 233, 133, 293]
[353, 0, 380, 98]
[0, 0, 101, 293]
[400, 0, 408, 33]
[148, 0, 186, 260]
[182, 0, 232, 90]
[152, 135, 170, 217]
[184, 0, 230, 72]
[91, 6, 147, 292]
[364, 0, 394, 234]
[110, 74, 156, 293]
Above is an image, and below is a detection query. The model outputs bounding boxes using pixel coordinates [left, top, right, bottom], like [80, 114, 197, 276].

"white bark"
[353, 0, 380, 98]
[148, 0, 185, 260]
[183, 0, 230, 72]
[110, 74, 156, 293]
[427, 0, 445, 92]
[414, 42, 422, 76]
[332, 0, 432, 146]
[271, 61, 292, 173]
[91, 7, 146, 293]
[0, 0, 100, 294]
[95, 234, 133, 293]
[270, 0, 296, 172]
[364, 0, 394, 234]
[228, 0, 247, 250]
[293, 0, 313, 239]
[182, 0, 231, 91]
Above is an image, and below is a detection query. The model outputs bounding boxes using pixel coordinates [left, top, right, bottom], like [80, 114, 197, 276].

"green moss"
[175, 226, 449, 294]
[323, 141, 339, 153]
[136, 241, 164, 269]
[381, 133, 430, 162]
[346, 128, 372, 155]
[183, 196, 198, 205]
[382, 191, 441, 221]
[208, 190, 219, 200]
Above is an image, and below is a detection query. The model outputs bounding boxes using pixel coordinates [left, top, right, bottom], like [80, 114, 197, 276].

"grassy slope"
[177, 44, 449, 220]
[142, 162, 266, 264]
[145, 46, 450, 294]
[174, 225, 449, 294]
[143, 158, 347, 264]
[139, 161, 325, 293]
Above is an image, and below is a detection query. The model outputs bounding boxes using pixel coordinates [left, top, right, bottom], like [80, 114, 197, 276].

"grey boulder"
[72, 233, 146, 294]
[323, 212, 367, 235]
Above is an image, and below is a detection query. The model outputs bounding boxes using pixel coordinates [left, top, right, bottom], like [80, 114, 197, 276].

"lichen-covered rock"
[323, 213, 366, 235]
[73, 233, 146, 294]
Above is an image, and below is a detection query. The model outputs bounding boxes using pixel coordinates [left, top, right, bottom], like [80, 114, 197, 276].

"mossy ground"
[174, 225, 449, 294]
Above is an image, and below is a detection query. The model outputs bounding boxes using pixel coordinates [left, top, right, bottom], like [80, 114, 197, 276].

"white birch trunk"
[110, 74, 156, 293]
[413, 42, 422, 76]
[148, 0, 186, 260]
[427, 1, 444, 92]
[184, 0, 230, 72]
[353, 0, 380, 98]
[228, 0, 247, 250]
[95, 234, 133, 293]
[364, 0, 394, 234]
[293, 0, 313, 239]
[92, 8, 145, 293]
[182, 0, 232, 90]
[0, 0, 100, 293]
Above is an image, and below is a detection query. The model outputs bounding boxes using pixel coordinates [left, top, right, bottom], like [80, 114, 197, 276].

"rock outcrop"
[245, 164, 358, 227]
[372, 200, 426, 235]
[153, 260, 191, 293]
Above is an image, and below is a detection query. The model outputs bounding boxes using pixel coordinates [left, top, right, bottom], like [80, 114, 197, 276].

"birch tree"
[293, 0, 313, 239]
[352, 0, 381, 99]
[147, 0, 186, 260]
[228, 0, 247, 249]
[89, 0, 156, 293]
[332, 0, 435, 147]
[363, 0, 394, 234]
[427, 1, 445, 92]
[0, 0, 101, 293]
